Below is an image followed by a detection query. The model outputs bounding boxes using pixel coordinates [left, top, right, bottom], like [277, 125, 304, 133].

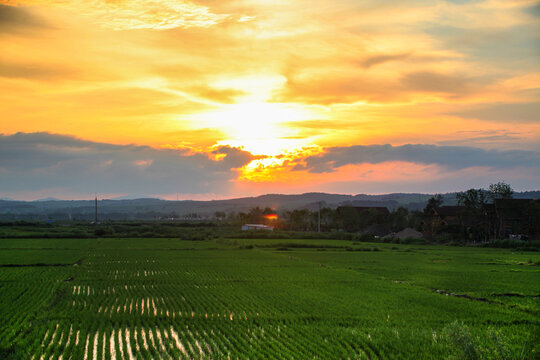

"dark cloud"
[0, 60, 73, 80]
[275, 75, 401, 105]
[0, 132, 255, 195]
[400, 71, 472, 95]
[212, 145, 261, 169]
[450, 102, 540, 123]
[524, 2, 540, 17]
[276, 69, 489, 105]
[425, 25, 540, 69]
[360, 53, 411, 68]
[296, 144, 540, 173]
[0, 4, 49, 33]
[438, 130, 521, 145]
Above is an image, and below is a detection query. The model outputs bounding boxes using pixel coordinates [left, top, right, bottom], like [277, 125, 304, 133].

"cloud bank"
[0, 132, 254, 196]
[1, 133, 538, 199]
[295, 144, 540, 173]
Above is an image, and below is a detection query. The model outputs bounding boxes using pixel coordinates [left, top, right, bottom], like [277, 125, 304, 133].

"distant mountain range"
[1, 191, 539, 221]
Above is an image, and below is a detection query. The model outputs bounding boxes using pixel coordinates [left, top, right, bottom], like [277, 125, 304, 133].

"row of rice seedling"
[2, 237, 538, 359]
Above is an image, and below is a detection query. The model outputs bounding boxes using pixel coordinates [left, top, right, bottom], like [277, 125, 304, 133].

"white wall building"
[241, 224, 274, 231]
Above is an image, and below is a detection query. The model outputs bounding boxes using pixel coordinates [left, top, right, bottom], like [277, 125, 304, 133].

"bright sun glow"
[186, 74, 321, 156]
[191, 101, 317, 155]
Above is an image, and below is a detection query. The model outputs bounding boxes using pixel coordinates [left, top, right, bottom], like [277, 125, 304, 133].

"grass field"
[0, 237, 538, 359]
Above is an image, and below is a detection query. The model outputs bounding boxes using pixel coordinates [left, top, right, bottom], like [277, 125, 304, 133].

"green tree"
[339, 207, 361, 232]
[214, 211, 226, 221]
[339, 207, 383, 232]
[320, 207, 339, 231]
[389, 207, 409, 232]
[528, 202, 540, 238]
[284, 209, 313, 231]
[488, 182, 514, 239]
[246, 207, 265, 223]
[423, 195, 444, 239]
[456, 189, 488, 242]
[423, 194, 443, 215]
[488, 182, 514, 200]
[357, 209, 383, 230]
[408, 210, 425, 231]
[457, 189, 487, 210]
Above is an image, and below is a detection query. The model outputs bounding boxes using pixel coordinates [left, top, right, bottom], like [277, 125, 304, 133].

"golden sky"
[1, 0, 539, 199]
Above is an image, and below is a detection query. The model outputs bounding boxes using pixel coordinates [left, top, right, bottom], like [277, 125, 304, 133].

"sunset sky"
[1, 0, 539, 200]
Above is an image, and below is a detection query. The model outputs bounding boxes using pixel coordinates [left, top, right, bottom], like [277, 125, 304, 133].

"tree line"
[217, 182, 540, 242]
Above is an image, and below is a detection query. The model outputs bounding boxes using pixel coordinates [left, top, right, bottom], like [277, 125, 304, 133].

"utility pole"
[318, 201, 321, 233]
[95, 196, 98, 223]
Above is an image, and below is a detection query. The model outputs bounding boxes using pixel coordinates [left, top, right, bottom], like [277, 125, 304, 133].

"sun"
[185, 74, 320, 155]
[195, 101, 314, 155]
[186, 74, 322, 156]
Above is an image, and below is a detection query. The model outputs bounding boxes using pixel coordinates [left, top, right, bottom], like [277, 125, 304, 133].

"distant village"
[1, 183, 538, 242]
[237, 198, 540, 243]
[232, 183, 540, 242]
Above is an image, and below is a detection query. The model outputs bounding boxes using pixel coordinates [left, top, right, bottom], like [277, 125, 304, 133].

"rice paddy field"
[0, 237, 538, 359]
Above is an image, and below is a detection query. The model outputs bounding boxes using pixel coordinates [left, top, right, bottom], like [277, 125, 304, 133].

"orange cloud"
[0, 0, 539, 197]
[1, 0, 230, 30]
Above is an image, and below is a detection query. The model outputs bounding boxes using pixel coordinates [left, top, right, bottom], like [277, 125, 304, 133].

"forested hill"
[0, 191, 538, 221]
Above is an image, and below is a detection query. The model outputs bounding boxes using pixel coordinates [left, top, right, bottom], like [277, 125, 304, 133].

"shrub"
[489, 239, 540, 251]
[353, 234, 375, 242]
[355, 247, 371, 251]
[443, 320, 478, 360]
[94, 228, 107, 236]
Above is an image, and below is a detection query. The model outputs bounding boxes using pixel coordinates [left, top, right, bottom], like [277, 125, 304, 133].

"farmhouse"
[486, 198, 539, 238]
[430, 206, 465, 226]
